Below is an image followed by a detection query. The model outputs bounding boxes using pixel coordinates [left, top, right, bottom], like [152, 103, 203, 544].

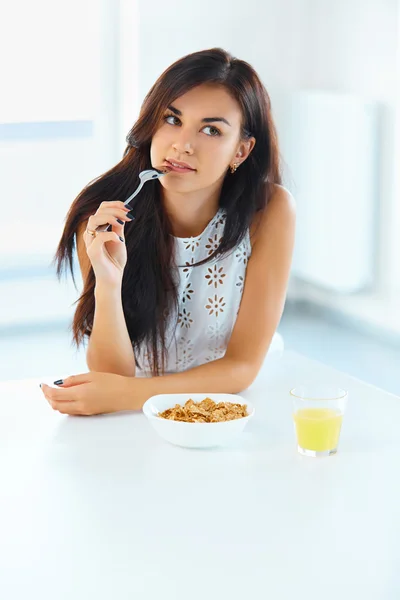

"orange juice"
[293, 408, 343, 452]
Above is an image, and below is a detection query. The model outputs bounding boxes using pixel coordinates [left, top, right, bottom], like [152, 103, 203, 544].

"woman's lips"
[164, 160, 196, 173]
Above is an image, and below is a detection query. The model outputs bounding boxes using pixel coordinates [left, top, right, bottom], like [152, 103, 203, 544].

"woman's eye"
[164, 115, 179, 125]
[163, 115, 221, 137]
[202, 125, 221, 137]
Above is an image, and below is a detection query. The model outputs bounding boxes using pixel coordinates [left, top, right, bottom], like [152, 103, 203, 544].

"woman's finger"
[86, 231, 125, 257]
[49, 398, 81, 415]
[53, 373, 93, 387]
[87, 209, 132, 232]
[98, 200, 131, 212]
[85, 231, 126, 271]
[84, 220, 127, 249]
[94, 207, 132, 220]
[41, 383, 76, 402]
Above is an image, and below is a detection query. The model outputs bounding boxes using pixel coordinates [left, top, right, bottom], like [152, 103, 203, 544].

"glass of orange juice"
[290, 385, 348, 457]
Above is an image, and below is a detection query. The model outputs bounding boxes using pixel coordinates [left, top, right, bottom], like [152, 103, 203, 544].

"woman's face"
[150, 83, 255, 194]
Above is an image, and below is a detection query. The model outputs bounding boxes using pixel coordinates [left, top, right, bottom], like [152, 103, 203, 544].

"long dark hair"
[53, 47, 282, 376]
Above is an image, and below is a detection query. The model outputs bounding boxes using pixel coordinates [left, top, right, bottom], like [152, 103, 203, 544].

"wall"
[3, 0, 398, 332]
[135, 0, 399, 297]
[303, 0, 398, 294]
[136, 0, 308, 101]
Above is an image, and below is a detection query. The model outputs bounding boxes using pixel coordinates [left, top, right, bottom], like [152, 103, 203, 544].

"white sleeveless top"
[134, 207, 283, 376]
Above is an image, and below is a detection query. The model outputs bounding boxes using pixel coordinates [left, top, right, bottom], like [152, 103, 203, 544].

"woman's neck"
[161, 187, 221, 238]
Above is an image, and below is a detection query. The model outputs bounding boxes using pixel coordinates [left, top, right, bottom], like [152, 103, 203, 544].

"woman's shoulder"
[249, 183, 296, 246]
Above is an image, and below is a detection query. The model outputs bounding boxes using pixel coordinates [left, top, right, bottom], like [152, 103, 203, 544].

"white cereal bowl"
[142, 393, 255, 449]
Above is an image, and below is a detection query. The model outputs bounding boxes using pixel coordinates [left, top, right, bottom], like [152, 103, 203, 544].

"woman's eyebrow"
[167, 105, 231, 126]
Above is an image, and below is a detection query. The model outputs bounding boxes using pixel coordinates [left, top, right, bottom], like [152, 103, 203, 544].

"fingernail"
[53, 379, 64, 385]
[39, 383, 42, 388]
[127, 211, 135, 221]
[119, 236, 125, 243]
[116, 218, 124, 225]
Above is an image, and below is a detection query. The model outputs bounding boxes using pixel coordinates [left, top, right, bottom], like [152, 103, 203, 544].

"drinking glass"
[290, 385, 348, 457]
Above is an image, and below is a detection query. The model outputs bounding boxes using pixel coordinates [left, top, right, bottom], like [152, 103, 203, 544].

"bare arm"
[76, 222, 136, 376]
[45, 188, 295, 415]
[132, 185, 296, 401]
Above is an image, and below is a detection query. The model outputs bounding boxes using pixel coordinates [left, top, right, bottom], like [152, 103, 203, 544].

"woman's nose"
[172, 139, 194, 155]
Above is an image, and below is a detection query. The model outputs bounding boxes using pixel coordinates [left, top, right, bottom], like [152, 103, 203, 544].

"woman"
[40, 47, 296, 415]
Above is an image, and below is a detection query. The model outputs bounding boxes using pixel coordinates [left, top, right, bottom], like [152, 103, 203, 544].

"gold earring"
[230, 162, 239, 173]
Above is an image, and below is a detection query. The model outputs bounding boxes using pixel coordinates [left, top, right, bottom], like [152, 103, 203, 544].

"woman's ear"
[235, 137, 256, 165]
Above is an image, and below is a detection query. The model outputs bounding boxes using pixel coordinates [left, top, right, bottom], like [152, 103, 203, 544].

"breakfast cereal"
[158, 397, 248, 423]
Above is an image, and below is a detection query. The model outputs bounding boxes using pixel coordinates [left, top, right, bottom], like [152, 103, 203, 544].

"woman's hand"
[83, 201, 133, 285]
[40, 371, 143, 415]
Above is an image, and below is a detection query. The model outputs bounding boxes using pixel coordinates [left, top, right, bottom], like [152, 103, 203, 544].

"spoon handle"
[95, 167, 170, 233]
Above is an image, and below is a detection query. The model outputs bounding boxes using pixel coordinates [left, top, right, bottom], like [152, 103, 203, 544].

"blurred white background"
[1, 0, 399, 394]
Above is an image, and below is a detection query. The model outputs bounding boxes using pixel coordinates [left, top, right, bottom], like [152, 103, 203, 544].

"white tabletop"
[1, 350, 400, 600]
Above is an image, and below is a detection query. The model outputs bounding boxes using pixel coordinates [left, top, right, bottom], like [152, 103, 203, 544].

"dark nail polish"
[127, 211, 135, 221]
[119, 236, 125, 243]
[39, 383, 42, 388]
[116, 218, 124, 225]
[54, 379, 64, 385]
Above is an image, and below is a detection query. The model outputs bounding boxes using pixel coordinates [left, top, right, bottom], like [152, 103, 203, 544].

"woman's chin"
[160, 179, 199, 192]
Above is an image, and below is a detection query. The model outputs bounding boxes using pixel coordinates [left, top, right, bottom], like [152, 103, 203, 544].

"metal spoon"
[95, 166, 171, 233]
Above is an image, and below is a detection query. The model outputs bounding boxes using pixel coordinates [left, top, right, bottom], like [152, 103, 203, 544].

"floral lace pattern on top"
[135, 208, 252, 375]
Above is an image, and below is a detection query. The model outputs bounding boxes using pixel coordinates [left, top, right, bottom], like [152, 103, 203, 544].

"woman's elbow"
[226, 358, 260, 391]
